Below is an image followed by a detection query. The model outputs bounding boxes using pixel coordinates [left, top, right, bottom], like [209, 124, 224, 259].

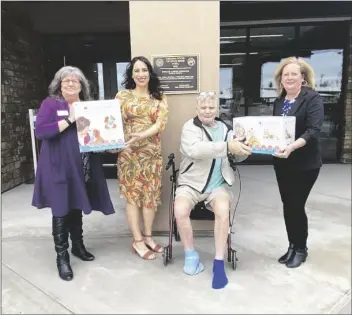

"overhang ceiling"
[2, 1, 130, 34]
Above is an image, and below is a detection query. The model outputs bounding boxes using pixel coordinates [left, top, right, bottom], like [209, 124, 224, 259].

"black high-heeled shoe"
[286, 248, 308, 268]
[278, 243, 295, 264]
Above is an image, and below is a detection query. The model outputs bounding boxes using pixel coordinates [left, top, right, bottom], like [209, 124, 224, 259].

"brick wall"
[341, 23, 352, 163]
[1, 7, 46, 192]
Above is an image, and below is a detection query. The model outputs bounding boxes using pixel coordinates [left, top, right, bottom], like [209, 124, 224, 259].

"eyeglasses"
[62, 79, 80, 85]
[197, 91, 216, 99]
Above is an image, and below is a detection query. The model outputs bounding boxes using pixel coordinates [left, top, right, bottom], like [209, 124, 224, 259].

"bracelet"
[65, 118, 73, 126]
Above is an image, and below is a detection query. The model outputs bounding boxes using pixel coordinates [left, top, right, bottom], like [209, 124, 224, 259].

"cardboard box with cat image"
[233, 116, 296, 155]
[73, 99, 125, 153]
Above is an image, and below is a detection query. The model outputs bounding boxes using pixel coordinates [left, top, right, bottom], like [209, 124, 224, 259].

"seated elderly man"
[174, 92, 251, 289]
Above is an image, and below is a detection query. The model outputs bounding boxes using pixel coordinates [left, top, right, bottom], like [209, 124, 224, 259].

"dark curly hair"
[122, 56, 164, 100]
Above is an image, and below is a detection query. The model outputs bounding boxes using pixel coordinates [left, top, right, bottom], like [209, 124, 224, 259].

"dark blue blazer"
[273, 87, 324, 170]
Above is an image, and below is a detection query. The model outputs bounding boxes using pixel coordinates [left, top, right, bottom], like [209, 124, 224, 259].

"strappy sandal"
[142, 234, 163, 253]
[132, 239, 156, 260]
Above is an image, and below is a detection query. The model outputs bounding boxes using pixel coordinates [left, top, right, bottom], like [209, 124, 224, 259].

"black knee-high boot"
[68, 210, 95, 261]
[52, 216, 73, 281]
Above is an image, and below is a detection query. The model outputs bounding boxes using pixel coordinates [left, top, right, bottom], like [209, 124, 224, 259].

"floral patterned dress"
[115, 90, 168, 210]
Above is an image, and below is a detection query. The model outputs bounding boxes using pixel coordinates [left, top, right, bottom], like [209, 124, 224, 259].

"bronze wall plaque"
[151, 54, 200, 94]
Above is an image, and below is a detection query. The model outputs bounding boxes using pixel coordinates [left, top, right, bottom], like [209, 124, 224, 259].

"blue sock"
[184, 249, 204, 275]
[212, 259, 228, 289]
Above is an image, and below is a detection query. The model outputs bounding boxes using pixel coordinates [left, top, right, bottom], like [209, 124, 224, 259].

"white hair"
[48, 66, 91, 100]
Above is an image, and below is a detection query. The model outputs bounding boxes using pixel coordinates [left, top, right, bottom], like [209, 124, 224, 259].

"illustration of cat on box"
[263, 128, 279, 140]
[104, 115, 117, 129]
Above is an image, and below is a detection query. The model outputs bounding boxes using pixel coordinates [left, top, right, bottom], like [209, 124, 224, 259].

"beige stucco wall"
[129, 1, 220, 232]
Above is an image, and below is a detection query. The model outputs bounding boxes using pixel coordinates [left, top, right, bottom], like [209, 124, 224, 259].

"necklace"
[131, 90, 150, 106]
[131, 90, 153, 107]
[131, 90, 140, 107]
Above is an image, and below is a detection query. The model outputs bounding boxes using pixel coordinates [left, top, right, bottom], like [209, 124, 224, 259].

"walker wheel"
[231, 250, 238, 270]
[163, 247, 169, 266]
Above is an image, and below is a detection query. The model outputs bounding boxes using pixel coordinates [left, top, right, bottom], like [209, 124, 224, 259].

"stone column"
[129, 1, 220, 232]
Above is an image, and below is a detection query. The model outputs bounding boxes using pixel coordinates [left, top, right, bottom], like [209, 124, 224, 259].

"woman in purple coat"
[32, 66, 115, 281]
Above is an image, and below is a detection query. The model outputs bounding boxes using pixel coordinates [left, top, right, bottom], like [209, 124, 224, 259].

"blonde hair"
[274, 57, 315, 97]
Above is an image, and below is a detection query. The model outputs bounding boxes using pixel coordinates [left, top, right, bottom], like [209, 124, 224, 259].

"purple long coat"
[32, 97, 115, 217]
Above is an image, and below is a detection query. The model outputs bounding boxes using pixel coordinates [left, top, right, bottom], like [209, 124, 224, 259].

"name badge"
[57, 110, 69, 116]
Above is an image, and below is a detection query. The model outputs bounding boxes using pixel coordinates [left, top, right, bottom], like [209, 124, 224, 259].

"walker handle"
[165, 153, 175, 171]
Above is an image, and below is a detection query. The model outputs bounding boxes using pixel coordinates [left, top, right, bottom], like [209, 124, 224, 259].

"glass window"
[249, 26, 295, 51]
[116, 62, 129, 92]
[220, 28, 246, 123]
[219, 64, 246, 122]
[219, 22, 348, 162]
[299, 24, 346, 51]
[297, 24, 346, 161]
[220, 28, 246, 56]
[97, 63, 105, 100]
[247, 26, 296, 116]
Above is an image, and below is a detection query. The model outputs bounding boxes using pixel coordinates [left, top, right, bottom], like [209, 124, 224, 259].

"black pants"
[274, 167, 320, 249]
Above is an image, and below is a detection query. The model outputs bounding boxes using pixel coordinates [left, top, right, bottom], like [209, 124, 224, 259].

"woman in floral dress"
[115, 56, 168, 260]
